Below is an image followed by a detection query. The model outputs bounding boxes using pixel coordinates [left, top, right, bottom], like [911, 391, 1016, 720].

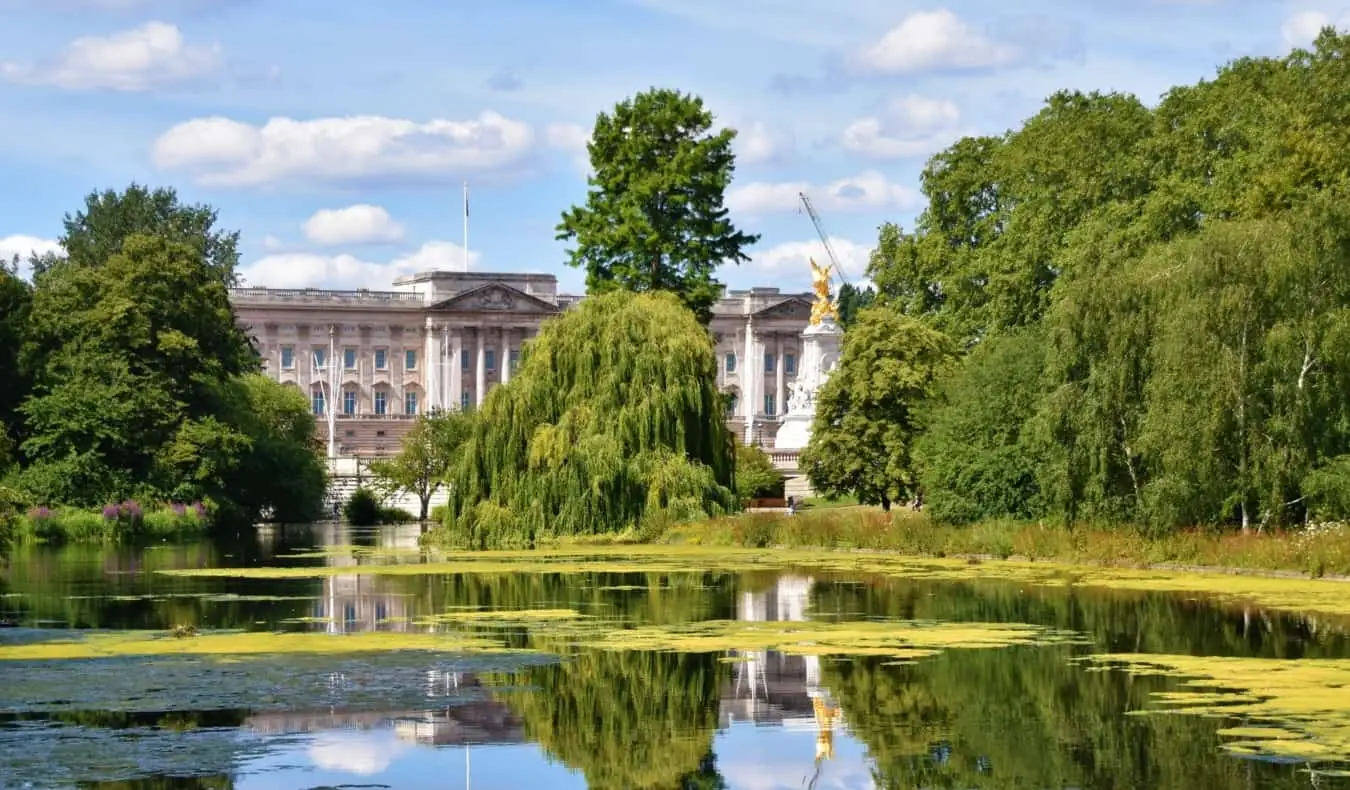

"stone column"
[423, 322, 437, 413]
[743, 317, 756, 443]
[449, 328, 463, 412]
[475, 328, 487, 408]
[775, 333, 785, 419]
[501, 327, 512, 385]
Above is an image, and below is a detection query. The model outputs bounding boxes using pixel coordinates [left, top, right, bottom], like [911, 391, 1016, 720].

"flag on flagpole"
[464, 182, 469, 218]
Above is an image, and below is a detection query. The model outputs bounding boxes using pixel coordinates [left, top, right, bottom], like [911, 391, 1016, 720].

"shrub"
[344, 488, 381, 526]
[377, 506, 417, 524]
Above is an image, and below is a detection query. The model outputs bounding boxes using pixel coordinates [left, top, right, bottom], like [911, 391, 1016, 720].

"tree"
[801, 308, 958, 510]
[836, 282, 875, 328]
[369, 410, 473, 521]
[734, 441, 782, 501]
[34, 183, 241, 286]
[438, 291, 736, 547]
[0, 257, 32, 451]
[557, 88, 759, 323]
[916, 329, 1049, 524]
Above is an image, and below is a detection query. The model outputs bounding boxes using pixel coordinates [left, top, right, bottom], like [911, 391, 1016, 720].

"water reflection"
[3, 525, 1350, 788]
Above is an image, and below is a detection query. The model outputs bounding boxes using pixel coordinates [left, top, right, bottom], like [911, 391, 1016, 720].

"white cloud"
[152, 111, 536, 188]
[842, 94, 965, 158]
[748, 235, 873, 284]
[0, 22, 220, 91]
[734, 120, 794, 165]
[1282, 10, 1348, 48]
[308, 732, 410, 776]
[850, 9, 1019, 75]
[544, 122, 591, 173]
[240, 240, 480, 290]
[302, 204, 405, 246]
[0, 234, 62, 279]
[261, 234, 283, 251]
[727, 171, 918, 215]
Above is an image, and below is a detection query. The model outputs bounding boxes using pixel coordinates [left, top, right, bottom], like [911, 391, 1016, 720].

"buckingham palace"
[229, 270, 815, 458]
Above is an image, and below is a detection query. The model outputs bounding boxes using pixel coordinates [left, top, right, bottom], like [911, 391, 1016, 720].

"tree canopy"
[439, 291, 736, 547]
[557, 88, 759, 323]
[369, 410, 474, 521]
[1, 185, 324, 528]
[801, 308, 958, 510]
[848, 29, 1350, 531]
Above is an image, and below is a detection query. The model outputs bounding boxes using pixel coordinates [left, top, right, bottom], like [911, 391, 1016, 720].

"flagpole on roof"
[462, 181, 470, 272]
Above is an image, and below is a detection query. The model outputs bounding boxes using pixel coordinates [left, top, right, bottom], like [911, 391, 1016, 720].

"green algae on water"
[158, 544, 1350, 619]
[1080, 653, 1350, 763]
[0, 629, 518, 661]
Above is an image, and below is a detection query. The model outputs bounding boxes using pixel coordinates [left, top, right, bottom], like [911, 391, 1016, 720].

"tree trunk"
[880, 495, 891, 512]
[419, 495, 430, 522]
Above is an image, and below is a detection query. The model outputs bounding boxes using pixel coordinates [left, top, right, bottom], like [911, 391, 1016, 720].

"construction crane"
[798, 192, 851, 288]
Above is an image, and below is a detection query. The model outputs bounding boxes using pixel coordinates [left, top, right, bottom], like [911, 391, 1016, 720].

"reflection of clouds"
[716, 727, 877, 790]
[307, 730, 411, 775]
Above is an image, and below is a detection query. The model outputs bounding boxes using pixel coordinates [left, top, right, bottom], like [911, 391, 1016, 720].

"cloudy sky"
[0, 0, 1341, 294]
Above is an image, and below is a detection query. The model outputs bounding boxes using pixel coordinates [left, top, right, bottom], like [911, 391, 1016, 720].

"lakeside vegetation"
[0, 186, 327, 545]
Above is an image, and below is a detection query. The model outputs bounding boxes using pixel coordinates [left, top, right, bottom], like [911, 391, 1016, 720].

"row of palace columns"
[737, 318, 794, 444]
[423, 322, 532, 412]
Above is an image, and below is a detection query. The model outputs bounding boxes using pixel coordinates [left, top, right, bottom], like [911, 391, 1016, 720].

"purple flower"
[171, 502, 187, 516]
[27, 506, 52, 521]
[102, 504, 119, 521]
[191, 501, 206, 518]
[118, 500, 143, 523]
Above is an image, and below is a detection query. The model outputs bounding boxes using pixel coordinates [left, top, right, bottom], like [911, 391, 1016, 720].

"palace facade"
[229, 270, 814, 457]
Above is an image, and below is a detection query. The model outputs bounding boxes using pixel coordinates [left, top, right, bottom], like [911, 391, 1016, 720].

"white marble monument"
[774, 259, 844, 451]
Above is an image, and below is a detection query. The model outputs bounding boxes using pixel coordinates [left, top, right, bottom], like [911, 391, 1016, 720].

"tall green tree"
[835, 282, 875, 328]
[438, 291, 736, 547]
[0, 257, 32, 451]
[801, 308, 958, 510]
[33, 183, 241, 286]
[557, 88, 759, 323]
[369, 410, 474, 521]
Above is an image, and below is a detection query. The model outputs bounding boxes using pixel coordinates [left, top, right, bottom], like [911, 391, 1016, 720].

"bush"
[377, 505, 417, 524]
[343, 488, 381, 526]
[735, 443, 783, 501]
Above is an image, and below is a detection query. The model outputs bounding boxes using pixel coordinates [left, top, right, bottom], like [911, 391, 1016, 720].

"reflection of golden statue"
[808, 258, 838, 326]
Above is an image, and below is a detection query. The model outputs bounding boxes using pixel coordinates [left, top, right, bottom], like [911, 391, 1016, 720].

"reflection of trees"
[501, 650, 729, 789]
[76, 779, 232, 789]
[828, 649, 1334, 789]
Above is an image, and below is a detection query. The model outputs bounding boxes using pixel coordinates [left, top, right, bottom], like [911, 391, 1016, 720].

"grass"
[658, 508, 1350, 579]
[13, 503, 209, 545]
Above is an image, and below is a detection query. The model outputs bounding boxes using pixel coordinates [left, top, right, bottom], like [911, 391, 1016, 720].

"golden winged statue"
[808, 257, 839, 325]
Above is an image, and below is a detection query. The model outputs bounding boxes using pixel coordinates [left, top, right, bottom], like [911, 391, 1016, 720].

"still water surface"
[1, 523, 1348, 789]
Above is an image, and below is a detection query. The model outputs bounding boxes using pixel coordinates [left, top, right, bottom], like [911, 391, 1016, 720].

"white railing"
[229, 287, 424, 305]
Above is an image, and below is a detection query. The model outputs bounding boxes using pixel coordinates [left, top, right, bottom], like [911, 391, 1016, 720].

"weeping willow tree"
[438, 291, 736, 547]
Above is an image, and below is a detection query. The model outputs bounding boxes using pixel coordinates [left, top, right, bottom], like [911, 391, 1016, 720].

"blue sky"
[0, 0, 1342, 295]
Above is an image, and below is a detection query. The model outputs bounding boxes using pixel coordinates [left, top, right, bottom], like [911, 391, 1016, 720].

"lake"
[2, 522, 1349, 789]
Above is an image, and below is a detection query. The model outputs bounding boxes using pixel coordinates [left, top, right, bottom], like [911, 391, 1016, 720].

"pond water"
[2, 523, 1349, 789]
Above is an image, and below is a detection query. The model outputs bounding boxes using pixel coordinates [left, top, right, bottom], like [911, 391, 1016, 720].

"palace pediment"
[429, 283, 561, 314]
[753, 297, 813, 321]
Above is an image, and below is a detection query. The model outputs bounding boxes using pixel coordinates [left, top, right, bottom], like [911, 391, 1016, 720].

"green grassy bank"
[6, 501, 210, 545]
[653, 506, 1350, 579]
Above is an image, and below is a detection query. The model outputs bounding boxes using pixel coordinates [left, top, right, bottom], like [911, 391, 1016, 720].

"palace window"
[344, 348, 357, 370]
[461, 391, 470, 410]
[312, 347, 327, 370]
[786, 353, 797, 375]
[509, 350, 520, 372]
[312, 390, 326, 416]
[405, 349, 417, 371]
[405, 391, 418, 415]
[461, 350, 470, 369]
[725, 353, 736, 373]
[342, 389, 356, 416]
[281, 346, 294, 370]
[764, 353, 775, 373]
[374, 349, 387, 370]
[726, 392, 738, 415]
[485, 349, 496, 371]
[374, 390, 387, 415]
[764, 394, 776, 416]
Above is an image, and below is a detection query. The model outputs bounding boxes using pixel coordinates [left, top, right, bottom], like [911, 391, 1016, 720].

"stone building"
[228, 270, 814, 457]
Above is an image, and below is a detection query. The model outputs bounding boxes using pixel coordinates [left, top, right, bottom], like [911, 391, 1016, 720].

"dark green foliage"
[557, 88, 759, 323]
[343, 488, 380, 526]
[802, 308, 958, 510]
[0, 259, 31, 451]
[733, 442, 782, 500]
[835, 282, 875, 328]
[917, 329, 1048, 524]
[1, 185, 322, 533]
[853, 32, 1350, 531]
[438, 291, 736, 547]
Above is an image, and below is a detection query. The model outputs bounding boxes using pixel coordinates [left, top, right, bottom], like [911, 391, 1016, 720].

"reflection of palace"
[307, 522, 424, 632]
